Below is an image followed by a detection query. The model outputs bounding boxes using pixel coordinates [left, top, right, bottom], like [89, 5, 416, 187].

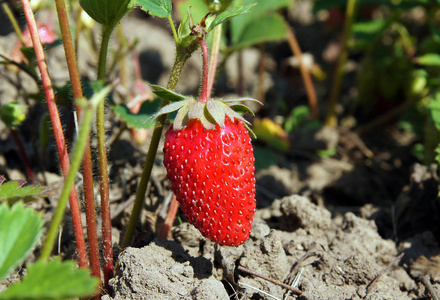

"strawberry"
[163, 116, 256, 246]
[150, 37, 260, 246]
[150, 85, 261, 246]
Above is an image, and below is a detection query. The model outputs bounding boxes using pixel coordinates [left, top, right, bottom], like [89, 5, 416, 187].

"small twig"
[285, 248, 318, 285]
[366, 253, 404, 295]
[159, 194, 179, 240]
[240, 282, 281, 300]
[237, 266, 302, 295]
[286, 25, 319, 120]
[422, 275, 440, 300]
[257, 44, 266, 104]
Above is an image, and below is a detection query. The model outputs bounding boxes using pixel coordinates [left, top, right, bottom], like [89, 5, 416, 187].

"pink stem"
[159, 195, 179, 240]
[198, 38, 209, 103]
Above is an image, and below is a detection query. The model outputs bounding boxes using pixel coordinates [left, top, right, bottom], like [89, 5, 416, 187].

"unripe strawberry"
[163, 117, 256, 246]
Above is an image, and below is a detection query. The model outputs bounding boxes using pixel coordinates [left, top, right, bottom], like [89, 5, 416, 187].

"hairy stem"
[40, 90, 108, 262]
[96, 25, 114, 292]
[198, 38, 209, 103]
[207, 24, 222, 99]
[20, 0, 88, 268]
[325, 0, 359, 127]
[54, 0, 102, 294]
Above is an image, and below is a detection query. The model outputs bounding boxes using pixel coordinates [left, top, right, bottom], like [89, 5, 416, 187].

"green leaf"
[231, 13, 287, 50]
[231, 0, 290, 45]
[80, 0, 132, 28]
[177, 0, 209, 23]
[135, 0, 172, 17]
[0, 259, 99, 299]
[0, 203, 44, 282]
[111, 99, 161, 129]
[416, 53, 440, 66]
[0, 179, 47, 204]
[0, 102, 27, 130]
[208, 3, 256, 31]
[151, 84, 187, 102]
[353, 19, 387, 35]
[317, 147, 337, 158]
[284, 105, 321, 132]
[429, 93, 440, 131]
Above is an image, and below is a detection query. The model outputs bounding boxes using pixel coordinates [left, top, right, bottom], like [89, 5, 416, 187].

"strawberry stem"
[96, 25, 114, 293]
[54, 0, 102, 294]
[198, 37, 209, 103]
[207, 24, 222, 99]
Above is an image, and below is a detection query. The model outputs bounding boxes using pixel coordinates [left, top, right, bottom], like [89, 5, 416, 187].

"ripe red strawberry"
[163, 117, 256, 246]
[150, 37, 260, 246]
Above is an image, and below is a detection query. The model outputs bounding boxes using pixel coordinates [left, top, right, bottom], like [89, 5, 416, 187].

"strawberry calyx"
[149, 84, 262, 133]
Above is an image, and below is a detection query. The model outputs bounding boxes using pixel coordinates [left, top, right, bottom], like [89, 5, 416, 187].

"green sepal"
[230, 104, 255, 116]
[188, 101, 205, 120]
[206, 99, 226, 127]
[150, 84, 187, 102]
[173, 101, 193, 129]
[219, 102, 250, 125]
[152, 100, 189, 118]
[222, 97, 263, 105]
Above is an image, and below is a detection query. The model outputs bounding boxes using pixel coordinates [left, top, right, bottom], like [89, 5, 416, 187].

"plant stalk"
[20, 0, 88, 268]
[96, 25, 114, 292]
[2, 3, 24, 45]
[286, 25, 319, 119]
[325, 0, 359, 127]
[54, 0, 102, 294]
[207, 24, 222, 99]
[40, 91, 107, 261]
[121, 50, 194, 248]
[198, 38, 209, 103]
